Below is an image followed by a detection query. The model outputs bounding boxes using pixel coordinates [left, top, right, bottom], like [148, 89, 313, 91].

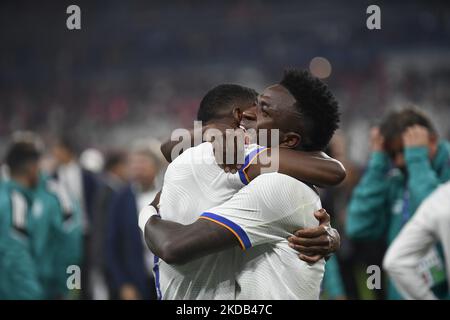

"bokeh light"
[309, 57, 332, 79]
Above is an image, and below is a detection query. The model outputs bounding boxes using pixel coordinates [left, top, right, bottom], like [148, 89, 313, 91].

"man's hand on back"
[287, 208, 340, 264]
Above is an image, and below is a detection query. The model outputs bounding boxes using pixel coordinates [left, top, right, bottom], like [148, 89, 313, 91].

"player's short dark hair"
[379, 107, 436, 142]
[5, 142, 40, 175]
[197, 84, 258, 123]
[280, 69, 340, 151]
[104, 150, 127, 172]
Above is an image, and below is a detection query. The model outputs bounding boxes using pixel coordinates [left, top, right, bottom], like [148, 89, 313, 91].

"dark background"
[1, 0, 449, 299]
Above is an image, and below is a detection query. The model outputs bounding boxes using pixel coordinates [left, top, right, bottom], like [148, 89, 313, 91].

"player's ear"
[232, 107, 242, 126]
[280, 132, 301, 149]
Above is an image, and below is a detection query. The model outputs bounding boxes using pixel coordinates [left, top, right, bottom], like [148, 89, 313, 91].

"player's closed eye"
[259, 104, 270, 117]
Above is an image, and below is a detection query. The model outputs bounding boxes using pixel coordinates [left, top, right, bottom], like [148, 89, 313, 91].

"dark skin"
[160, 106, 245, 164]
[240, 90, 345, 187]
[146, 200, 236, 265]
[146, 198, 338, 265]
[160, 101, 345, 187]
[146, 84, 341, 265]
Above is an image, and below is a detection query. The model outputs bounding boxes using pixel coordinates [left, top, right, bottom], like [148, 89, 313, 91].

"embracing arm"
[142, 177, 340, 266]
[243, 148, 346, 187]
[143, 207, 342, 268]
[141, 191, 238, 265]
[144, 206, 341, 266]
[144, 214, 238, 265]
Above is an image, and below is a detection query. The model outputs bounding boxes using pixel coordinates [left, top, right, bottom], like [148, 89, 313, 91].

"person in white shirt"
[52, 137, 98, 233]
[383, 181, 450, 300]
[107, 145, 162, 300]
[149, 141, 268, 299]
[52, 136, 99, 299]
[141, 70, 342, 299]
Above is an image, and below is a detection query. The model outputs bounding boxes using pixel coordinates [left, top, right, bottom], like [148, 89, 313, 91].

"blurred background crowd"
[1, 0, 450, 299]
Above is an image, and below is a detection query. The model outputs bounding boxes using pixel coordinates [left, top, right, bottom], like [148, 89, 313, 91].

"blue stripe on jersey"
[200, 212, 252, 249]
[153, 255, 162, 300]
[238, 146, 267, 185]
[238, 169, 248, 185]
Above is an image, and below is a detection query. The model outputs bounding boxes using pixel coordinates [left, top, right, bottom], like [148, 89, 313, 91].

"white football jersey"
[156, 142, 266, 299]
[201, 173, 325, 299]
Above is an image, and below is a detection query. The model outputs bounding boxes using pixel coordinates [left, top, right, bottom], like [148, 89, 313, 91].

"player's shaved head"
[197, 84, 258, 124]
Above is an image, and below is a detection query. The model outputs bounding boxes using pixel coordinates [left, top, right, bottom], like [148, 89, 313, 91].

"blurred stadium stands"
[0, 0, 449, 160]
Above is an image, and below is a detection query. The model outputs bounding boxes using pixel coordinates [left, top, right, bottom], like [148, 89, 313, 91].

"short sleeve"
[199, 173, 320, 250]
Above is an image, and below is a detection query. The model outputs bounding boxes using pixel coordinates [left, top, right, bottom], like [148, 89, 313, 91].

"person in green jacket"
[0, 142, 43, 299]
[1, 135, 83, 300]
[346, 108, 450, 299]
[34, 174, 83, 299]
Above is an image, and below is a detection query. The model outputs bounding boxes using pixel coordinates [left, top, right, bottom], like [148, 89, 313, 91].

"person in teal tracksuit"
[0, 142, 43, 299]
[34, 174, 83, 299]
[346, 108, 450, 299]
[0, 137, 83, 300]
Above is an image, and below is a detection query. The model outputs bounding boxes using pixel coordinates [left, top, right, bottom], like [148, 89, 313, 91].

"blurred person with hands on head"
[346, 108, 450, 299]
